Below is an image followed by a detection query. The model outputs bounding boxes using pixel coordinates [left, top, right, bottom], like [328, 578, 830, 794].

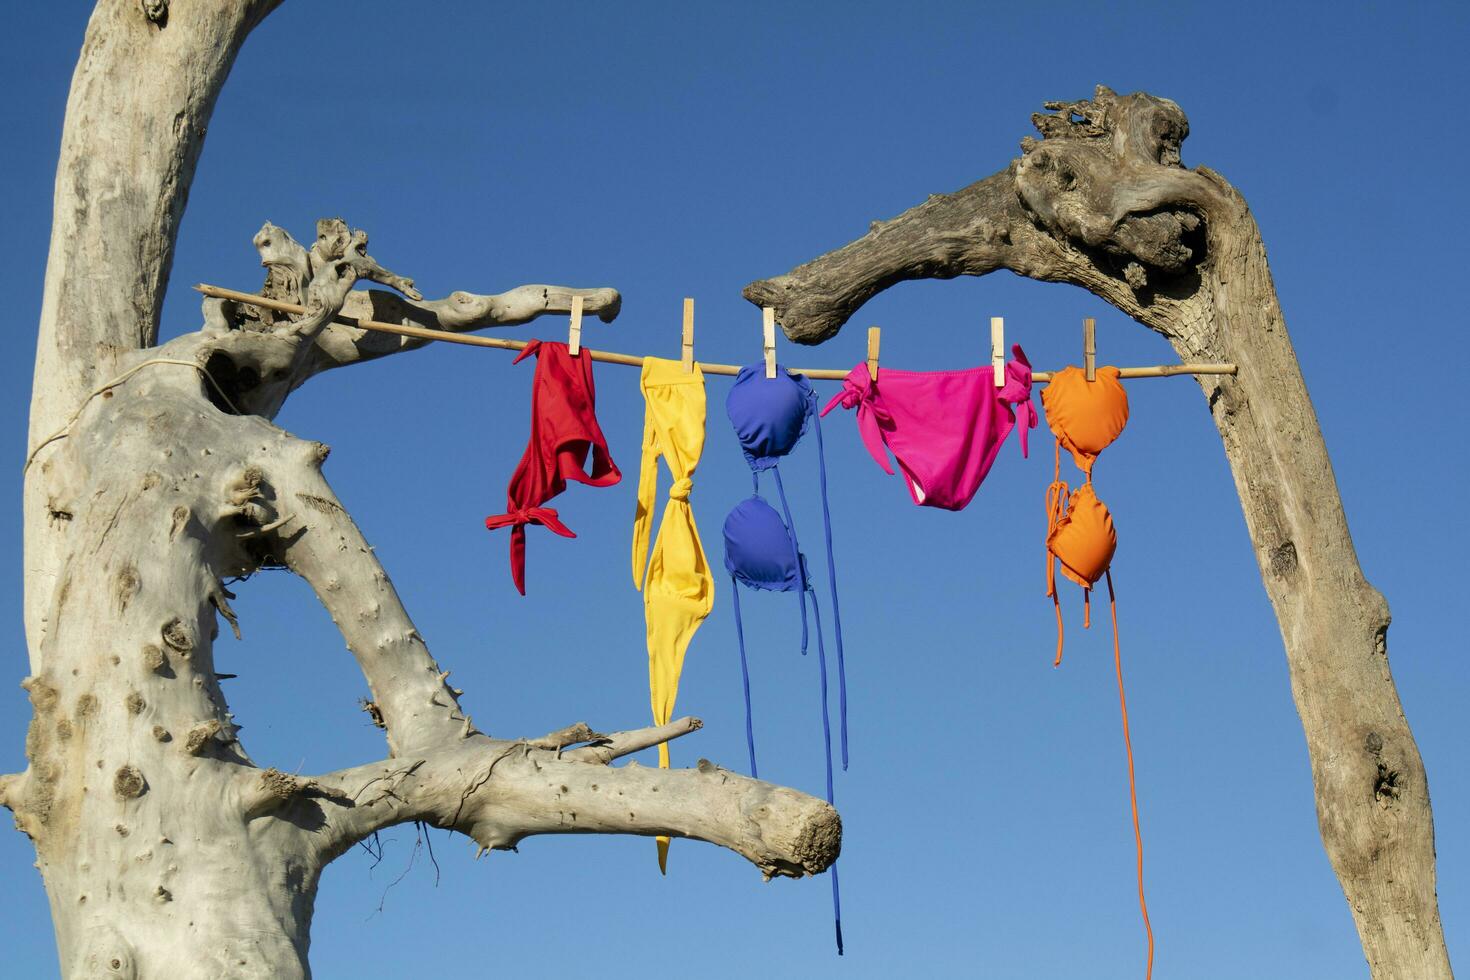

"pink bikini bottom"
[820, 345, 1037, 510]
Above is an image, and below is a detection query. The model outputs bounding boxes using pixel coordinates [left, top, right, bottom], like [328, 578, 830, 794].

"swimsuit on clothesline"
[819, 345, 1037, 509]
[486, 340, 621, 594]
[721, 362, 847, 955]
[1040, 364, 1154, 980]
[631, 357, 714, 873]
[1043, 364, 1127, 659]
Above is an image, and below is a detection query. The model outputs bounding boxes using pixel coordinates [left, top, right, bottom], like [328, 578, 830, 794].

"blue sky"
[1, 2, 1466, 977]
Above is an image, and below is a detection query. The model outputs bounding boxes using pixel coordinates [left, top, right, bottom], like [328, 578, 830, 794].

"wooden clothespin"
[568, 294, 584, 356]
[763, 307, 777, 379]
[991, 316, 1005, 388]
[867, 326, 881, 382]
[1083, 317, 1096, 381]
[681, 298, 695, 372]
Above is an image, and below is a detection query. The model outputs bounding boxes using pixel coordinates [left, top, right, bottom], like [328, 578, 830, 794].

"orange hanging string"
[1107, 569, 1154, 979]
[1081, 465, 1093, 631]
[1045, 440, 1070, 667]
[1051, 592, 1065, 668]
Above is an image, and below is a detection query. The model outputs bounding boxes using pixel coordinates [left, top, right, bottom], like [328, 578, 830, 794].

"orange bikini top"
[1040, 364, 1155, 980]
[1042, 365, 1127, 664]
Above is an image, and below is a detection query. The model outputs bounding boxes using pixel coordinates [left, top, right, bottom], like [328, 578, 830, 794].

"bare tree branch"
[306, 284, 621, 376]
[263, 448, 473, 756]
[307, 740, 840, 880]
[240, 218, 622, 379]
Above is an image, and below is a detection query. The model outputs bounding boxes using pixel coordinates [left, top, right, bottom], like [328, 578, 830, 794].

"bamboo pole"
[193, 284, 1238, 383]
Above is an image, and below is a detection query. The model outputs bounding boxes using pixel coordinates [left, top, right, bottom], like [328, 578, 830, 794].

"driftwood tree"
[744, 85, 1451, 979]
[0, 3, 838, 975]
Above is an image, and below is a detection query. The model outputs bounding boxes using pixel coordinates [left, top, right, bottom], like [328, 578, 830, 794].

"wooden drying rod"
[194, 284, 1238, 383]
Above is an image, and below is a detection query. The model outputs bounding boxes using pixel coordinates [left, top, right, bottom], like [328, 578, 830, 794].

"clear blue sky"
[1, 2, 1466, 977]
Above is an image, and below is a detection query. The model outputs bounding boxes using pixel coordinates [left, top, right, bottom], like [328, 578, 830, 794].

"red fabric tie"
[484, 506, 574, 537]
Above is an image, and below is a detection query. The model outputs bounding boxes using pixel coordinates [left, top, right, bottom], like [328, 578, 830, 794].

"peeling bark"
[744, 85, 1448, 980]
[11, 5, 841, 975]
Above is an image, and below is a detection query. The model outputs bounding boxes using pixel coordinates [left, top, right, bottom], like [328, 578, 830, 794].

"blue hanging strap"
[832, 866, 844, 955]
[730, 573, 758, 778]
[809, 588, 843, 955]
[771, 466, 810, 657]
[809, 393, 850, 771]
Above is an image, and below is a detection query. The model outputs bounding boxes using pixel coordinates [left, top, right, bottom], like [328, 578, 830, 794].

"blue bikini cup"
[723, 496, 802, 592]
[725, 365, 812, 470]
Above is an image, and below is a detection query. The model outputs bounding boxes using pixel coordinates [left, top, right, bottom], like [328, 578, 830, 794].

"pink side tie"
[820, 367, 895, 474]
[999, 348, 1038, 458]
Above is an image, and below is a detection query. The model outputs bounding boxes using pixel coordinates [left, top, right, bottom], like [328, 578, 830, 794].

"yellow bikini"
[631, 357, 715, 872]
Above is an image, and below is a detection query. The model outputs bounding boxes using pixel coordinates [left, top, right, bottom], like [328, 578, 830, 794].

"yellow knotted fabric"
[631, 357, 715, 873]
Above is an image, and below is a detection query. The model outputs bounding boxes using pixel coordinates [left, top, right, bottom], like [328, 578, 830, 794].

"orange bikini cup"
[1043, 364, 1129, 476]
[1048, 481, 1116, 591]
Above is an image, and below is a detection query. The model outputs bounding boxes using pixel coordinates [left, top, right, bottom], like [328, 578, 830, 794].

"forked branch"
[237, 219, 621, 380]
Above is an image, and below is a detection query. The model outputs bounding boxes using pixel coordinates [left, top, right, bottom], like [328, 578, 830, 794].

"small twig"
[237, 512, 297, 538]
[350, 761, 424, 805]
[459, 714, 479, 740]
[25, 357, 244, 472]
[357, 830, 384, 867]
[450, 746, 520, 830]
[419, 821, 441, 886]
[369, 832, 422, 919]
[524, 722, 608, 752]
[360, 699, 385, 730]
[564, 717, 703, 765]
[210, 590, 241, 640]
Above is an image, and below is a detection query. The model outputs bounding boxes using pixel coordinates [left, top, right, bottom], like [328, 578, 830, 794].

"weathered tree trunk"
[743, 86, 1450, 979]
[4, 4, 838, 976]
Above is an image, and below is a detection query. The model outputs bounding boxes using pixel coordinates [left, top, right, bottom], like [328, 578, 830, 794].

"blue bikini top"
[721, 363, 847, 955]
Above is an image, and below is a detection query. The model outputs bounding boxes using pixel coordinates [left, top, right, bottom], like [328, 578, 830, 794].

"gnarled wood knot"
[114, 765, 146, 800]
